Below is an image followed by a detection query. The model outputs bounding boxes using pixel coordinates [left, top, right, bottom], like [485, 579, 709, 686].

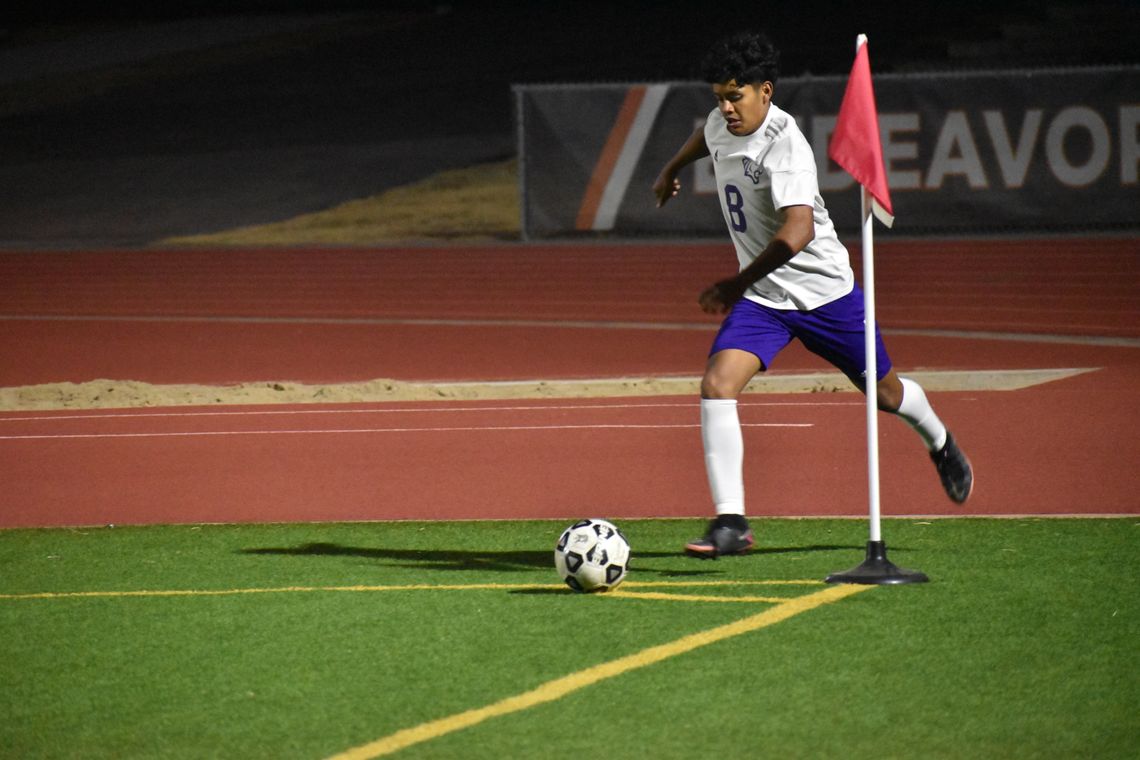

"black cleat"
[685, 515, 755, 559]
[931, 432, 973, 504]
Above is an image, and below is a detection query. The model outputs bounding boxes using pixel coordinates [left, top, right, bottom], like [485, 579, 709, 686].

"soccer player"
[652, 31, 973, 558]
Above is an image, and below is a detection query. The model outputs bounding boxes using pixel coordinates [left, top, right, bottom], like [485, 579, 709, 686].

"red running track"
[1, 240, 1138, 527]
[1, 239, 1136, 334]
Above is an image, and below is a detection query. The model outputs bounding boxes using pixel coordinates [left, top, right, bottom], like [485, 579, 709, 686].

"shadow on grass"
[757, 544, 862, 554]
[242, 543, 711, 574]
[241, 543, 551, 572]
[239, 542, 863, 575]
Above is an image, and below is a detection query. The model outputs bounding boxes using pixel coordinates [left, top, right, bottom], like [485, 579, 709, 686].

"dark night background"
[2, 0, 1137, 247]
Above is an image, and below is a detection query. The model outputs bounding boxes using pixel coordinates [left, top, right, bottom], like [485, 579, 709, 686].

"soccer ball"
[554, 519, 630, 592]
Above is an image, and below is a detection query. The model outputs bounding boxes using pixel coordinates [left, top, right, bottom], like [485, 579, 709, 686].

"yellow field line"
[626, 580, 823, 587]
[326, 583, 872, 760]
[610, 590, 790, 603]
[0, 583, 534, 600]
[0, 579, 822, 601]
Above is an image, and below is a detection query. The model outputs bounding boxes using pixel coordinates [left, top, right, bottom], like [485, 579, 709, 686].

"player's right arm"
[652, 126, 710, 208]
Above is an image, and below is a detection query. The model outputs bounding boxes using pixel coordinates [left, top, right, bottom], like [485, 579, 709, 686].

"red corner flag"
[829, 34, 894, 228]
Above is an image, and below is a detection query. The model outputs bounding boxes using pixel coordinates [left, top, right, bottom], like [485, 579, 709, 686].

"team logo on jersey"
[741, 156, 763, 184]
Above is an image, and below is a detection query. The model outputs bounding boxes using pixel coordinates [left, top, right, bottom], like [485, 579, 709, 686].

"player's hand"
[698, 279, 746, 314]
[652, 170, 681, 208]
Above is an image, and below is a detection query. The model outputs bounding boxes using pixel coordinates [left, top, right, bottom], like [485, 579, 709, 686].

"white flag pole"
[861, 185, 882, 545]
[826, 34, 927, 584]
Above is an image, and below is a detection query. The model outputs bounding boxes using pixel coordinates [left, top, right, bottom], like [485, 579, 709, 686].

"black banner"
[516, 66, 1139, 238]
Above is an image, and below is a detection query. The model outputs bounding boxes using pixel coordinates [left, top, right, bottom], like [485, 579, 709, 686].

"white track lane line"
[5, 314, 1137, 347]
[0, 422, 811, 441]
[0, 400, 855, 424]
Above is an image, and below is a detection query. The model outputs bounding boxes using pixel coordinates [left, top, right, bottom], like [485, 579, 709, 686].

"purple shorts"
[709, 286, 893, 383]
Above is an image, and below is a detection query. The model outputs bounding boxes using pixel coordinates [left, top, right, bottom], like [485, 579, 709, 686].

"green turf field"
[1, 518, 1135, 759]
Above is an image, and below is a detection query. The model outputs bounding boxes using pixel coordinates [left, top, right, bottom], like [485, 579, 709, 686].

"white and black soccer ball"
[554, 519, 630, 592]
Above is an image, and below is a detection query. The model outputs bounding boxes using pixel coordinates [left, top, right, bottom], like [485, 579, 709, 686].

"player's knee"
[700, 372, 740, 399]
[702, 350, 759, 399]
[876, 376, 904, 413]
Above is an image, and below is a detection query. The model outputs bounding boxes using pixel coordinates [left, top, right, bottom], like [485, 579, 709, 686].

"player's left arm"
[698, 204, 815, 314]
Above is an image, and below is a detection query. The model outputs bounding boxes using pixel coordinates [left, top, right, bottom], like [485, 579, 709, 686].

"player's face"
[711, 80, 773, 136]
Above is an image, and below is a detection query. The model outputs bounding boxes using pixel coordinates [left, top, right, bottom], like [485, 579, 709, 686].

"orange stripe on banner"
[575, 86, 647, 231]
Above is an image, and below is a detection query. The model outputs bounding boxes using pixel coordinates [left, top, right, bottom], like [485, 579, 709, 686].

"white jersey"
[704, 102, 853, 310]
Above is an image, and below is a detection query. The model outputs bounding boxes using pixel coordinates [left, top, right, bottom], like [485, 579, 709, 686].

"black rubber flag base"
[825, 540, 929, 585]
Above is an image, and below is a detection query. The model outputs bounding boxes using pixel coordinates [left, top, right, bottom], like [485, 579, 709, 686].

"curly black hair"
[699, 32, 780, 86]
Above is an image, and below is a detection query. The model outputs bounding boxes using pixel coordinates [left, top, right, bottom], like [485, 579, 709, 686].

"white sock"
[701, 398, 745, 515]
[896, 377, 948, 452]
